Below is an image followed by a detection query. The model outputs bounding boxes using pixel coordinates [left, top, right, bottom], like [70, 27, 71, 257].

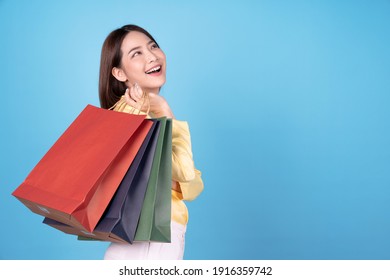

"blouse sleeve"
[172, 119, 204, 201]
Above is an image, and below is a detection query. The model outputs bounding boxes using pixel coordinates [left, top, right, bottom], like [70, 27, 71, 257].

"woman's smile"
[145, 65, 162, 76]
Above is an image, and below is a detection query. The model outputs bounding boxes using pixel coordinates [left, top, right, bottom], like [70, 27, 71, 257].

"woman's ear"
[112, 67, 127, 82]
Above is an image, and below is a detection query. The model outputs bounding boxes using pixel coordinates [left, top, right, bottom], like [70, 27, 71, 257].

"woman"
[99, 24, 204, 260]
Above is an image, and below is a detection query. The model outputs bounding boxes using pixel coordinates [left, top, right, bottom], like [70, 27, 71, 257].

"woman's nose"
[146, 51, 158, 63]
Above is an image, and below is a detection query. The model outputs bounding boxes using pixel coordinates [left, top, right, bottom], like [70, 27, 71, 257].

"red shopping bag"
[12, 104, 153, 232]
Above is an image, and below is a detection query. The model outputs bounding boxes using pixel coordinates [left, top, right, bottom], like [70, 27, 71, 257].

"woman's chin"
[142, 80, 166, 93]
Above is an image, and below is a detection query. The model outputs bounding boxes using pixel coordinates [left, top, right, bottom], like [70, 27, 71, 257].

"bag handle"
[108, 91, 150, 116]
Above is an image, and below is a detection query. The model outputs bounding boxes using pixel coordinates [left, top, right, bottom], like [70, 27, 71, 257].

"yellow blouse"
[113, 96, 204, 225]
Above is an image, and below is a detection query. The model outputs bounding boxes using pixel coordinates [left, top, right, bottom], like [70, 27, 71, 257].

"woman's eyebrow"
[128, 46, 141, 54]
[128, 41, 155, 54]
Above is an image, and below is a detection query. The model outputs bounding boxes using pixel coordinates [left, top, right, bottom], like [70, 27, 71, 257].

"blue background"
[1, 0, 390, 260]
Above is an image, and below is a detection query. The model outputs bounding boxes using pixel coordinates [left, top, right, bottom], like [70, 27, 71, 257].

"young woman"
[99, 24, 204, 260]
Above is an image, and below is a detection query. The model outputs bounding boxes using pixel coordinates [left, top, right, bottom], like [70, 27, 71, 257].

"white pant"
[103, 222, 186, 260]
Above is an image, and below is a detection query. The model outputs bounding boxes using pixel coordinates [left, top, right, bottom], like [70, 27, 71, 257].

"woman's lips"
[147, 70, 162, 76]
[145, 65, 162, 74]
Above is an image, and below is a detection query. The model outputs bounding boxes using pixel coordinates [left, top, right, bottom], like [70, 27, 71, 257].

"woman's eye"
[151, 43, 159, 49]
[132, 51, 141, 57]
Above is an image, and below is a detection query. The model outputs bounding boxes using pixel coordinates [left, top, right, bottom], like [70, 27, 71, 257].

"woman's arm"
[171, 120, 204, 201]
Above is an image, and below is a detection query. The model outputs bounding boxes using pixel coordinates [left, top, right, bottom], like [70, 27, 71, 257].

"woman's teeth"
[146, 66, 161, 74]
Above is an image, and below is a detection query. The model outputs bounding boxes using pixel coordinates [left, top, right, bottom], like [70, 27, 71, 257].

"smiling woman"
[98, 24, 204, 260]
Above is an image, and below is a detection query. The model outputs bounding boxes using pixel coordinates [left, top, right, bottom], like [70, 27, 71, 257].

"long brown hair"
[98, 24, 160, 109]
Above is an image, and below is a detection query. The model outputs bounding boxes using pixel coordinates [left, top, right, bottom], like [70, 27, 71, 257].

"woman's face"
[113, 31, 166, 94]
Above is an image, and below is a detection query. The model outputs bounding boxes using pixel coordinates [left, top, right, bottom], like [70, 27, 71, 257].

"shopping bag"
[12, 104, 153, 232]
[134, 117, 172, 242]
[43, 118, 161, 243]
[44, 118, 172, 243]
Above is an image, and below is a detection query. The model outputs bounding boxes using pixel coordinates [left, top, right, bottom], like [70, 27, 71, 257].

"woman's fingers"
[123, 84, 173, 117]
[124, 84, 150, 113]
[124, 88, 138, 108]
[128, 83, 142, 102]
[134, 83, 143, 99]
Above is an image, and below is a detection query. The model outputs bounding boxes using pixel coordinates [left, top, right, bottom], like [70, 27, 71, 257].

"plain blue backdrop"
[1, 0, 390, 260]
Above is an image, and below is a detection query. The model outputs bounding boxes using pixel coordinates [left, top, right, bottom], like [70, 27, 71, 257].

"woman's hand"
[124, 83, 174, 119]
